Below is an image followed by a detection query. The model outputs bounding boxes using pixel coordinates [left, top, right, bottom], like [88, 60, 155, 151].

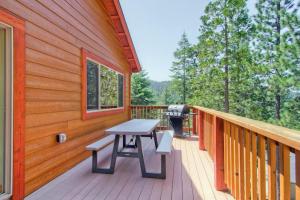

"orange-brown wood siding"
[0, 0, 132, 195]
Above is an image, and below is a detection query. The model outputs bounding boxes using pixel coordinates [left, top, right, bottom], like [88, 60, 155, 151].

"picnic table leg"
[136, 135, 166, 179]
[92, 134, 119, 174]
[109, 135, 120, 171]
[153, 130, 158, 149]
[123, 135, 126, 148]
[136, 136, 147, 175]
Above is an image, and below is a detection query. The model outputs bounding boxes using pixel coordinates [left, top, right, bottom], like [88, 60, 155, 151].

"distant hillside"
[150, 80, 170, 105]
[150, 80, 170, 93]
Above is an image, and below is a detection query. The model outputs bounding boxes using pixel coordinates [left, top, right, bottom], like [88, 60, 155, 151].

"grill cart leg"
[92, 135, 119, 174]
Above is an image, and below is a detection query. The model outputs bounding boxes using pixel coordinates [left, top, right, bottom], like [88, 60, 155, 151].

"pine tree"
[170, 33, 197, 104]
[192, 0, 253, 113]
[131, 70, 155, 105]
[253, 0, 300, 124]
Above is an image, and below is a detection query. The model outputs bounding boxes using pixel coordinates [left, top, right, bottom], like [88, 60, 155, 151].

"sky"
[120, 0, 257, 81]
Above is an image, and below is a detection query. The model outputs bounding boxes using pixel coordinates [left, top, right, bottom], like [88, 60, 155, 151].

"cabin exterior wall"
[0, 0, 132, 196]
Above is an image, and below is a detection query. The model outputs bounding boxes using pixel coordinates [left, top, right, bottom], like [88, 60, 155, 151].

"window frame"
[0, 22, 13, 200]
[81, 48, 125, 120]
[0, 8, 25, 200]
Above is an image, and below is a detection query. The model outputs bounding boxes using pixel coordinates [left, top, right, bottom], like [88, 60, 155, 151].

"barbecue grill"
[165, 105, 190, 137]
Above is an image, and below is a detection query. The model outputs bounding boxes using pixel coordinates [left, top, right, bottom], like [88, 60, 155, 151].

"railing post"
[198, 110, 205, 150]
[296, 150, 300, 200]
[192, 108, 196, 135]
[213, 116, 226, 191]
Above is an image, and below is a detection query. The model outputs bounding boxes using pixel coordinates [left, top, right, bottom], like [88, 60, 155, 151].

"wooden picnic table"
[92, 119, 165, 178]
[106, 119, 160, 148]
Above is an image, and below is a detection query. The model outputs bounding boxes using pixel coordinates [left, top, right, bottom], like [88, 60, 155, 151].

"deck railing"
[130, 105, 300, 200]
[192, 106, 300, 200]
[130, 105, 192, 132]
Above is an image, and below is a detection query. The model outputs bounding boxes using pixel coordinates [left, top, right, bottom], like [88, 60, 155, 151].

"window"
[87, 60, 99, 110]
[0, 23, 12, 197]
[82, 49, 125, 119]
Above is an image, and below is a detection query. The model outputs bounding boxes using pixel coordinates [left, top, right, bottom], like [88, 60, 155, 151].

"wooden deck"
[25, 134, 234, 200]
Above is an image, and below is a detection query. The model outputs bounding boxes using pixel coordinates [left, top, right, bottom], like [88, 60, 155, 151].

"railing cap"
[192, 106, 300, 150]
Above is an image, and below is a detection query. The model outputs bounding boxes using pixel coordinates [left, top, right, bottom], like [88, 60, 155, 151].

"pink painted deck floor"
[26, 135, 234, 200]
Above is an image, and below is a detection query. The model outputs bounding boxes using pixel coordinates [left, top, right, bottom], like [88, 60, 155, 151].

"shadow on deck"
[25, 134, 233, 200]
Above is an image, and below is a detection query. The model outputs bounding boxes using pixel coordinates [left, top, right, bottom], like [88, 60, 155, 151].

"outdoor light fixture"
[56, 133, 67, 144]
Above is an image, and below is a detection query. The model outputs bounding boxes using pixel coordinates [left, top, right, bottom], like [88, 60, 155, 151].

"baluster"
[251, 132, 257, 200]
[244, 130, 250, 200]
[258, 135, 266, 200]
[198, 111, 205, 150]
[227, 122, 233, 192]
[296, 150, 300, 200]
[213, 116, 226, 190]
[239, 128, 245, 200]
[268, 139, 276, 200]
[234, 125, 240, 198]
[229, 123, 234, 195]
[224, 121, 228, 187]
[279, 144, 290, 200]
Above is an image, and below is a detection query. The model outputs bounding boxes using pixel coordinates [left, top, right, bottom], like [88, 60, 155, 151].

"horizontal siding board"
[67, 112, 128, 129]
[25, 151, 90, 195]
[53, 0, 124, 54]
[26, 88, 81, 102]
[20, 0, 124, 67]
[25, 111, 81, 128]
[2, 0, 128, 69]
[26, 49, 81, 74]
[26, 75, 81, 92]
[26, 62, 81, 83]
[25, 122, 68, 142]
[26, 101, 80, 114]
[25, 21, 80, 57]
[25, 35, 80, 65]
[36, 0, 113, 54]
[25, 129, 106, 183]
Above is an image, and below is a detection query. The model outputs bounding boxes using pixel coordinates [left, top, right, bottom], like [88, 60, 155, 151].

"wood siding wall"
[0, 0, 132, 195]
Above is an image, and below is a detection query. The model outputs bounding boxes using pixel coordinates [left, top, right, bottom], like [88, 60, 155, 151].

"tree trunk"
[275, 2, 281, 200]
[275, 90, 281, 120]
[275, 0, 281, 120]
[183, 61, 186, 104]
[224, 15, 229, 113]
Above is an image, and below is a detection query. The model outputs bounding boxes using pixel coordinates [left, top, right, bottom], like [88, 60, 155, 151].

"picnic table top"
[105, 119, 160, 136]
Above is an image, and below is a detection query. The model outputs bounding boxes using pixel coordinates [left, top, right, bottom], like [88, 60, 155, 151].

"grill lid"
[166, 105, 189, 117]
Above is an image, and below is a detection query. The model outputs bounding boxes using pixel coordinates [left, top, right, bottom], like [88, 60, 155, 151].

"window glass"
[86, 59, 124, 112]
[100, 65, 118, 109]
[87, 60, 99, 111]
[118, 74, 124, 107]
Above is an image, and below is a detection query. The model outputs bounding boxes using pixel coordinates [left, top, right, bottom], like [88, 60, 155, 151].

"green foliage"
[131, 70, 155, 105]
[252, 0, 300, 127]
[167, 0, 300, 130]
[191, 0, 253, 114]
[170, 33, 198, 104]
[100, 66, 118, 107]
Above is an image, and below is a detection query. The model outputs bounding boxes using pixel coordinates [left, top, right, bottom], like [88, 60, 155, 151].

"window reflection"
[86, 59, 124, 111]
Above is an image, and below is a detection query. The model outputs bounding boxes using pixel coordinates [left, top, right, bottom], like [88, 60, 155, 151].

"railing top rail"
[130, 105, 168, 108]
[193, 106, 300, 150]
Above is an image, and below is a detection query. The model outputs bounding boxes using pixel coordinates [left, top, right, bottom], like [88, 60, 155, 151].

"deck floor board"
[26, 135, 233, 200]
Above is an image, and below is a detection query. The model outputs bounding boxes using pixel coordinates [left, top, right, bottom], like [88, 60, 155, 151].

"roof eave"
[102, 0, 141, 73]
